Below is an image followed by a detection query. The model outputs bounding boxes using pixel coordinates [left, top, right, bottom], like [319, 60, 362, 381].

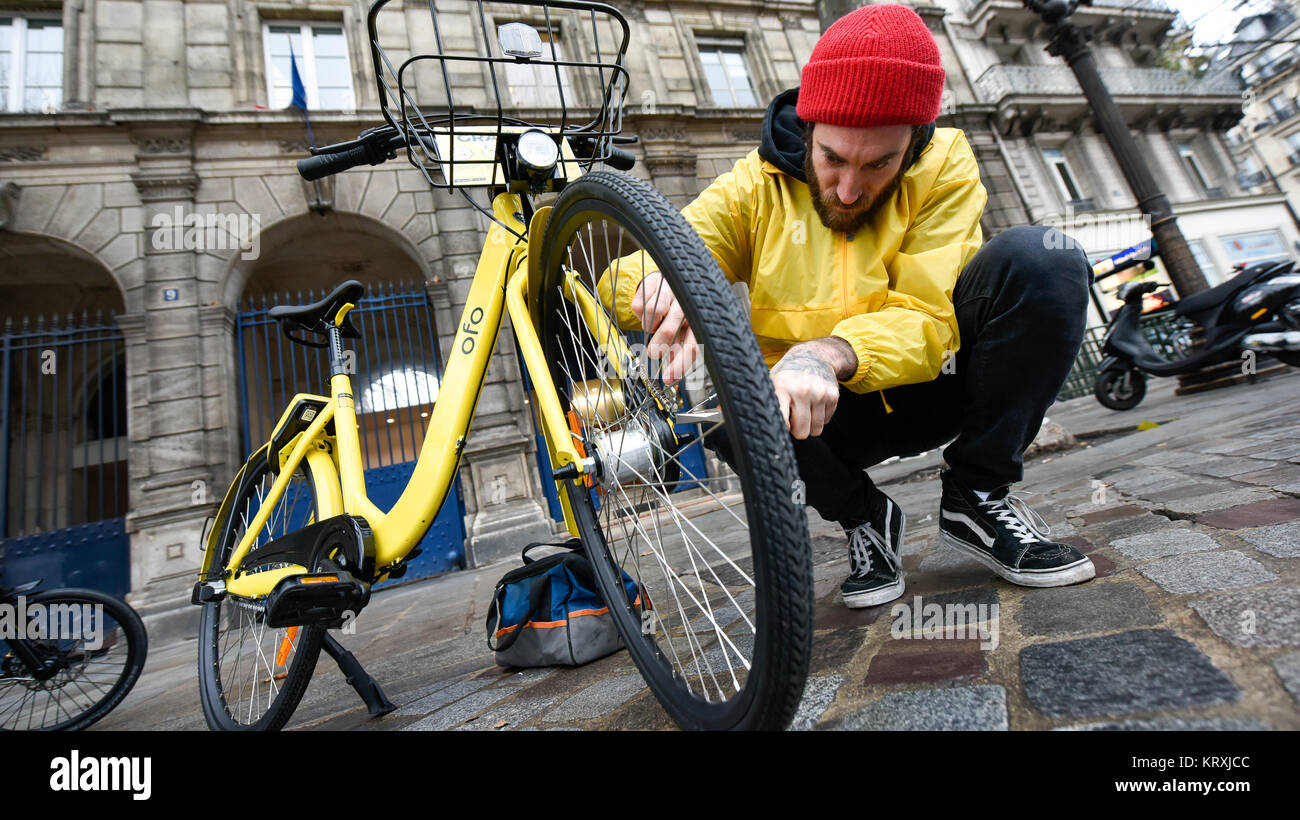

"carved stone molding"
[643, 154, 698, 177]
[641, 127, 689, 143]
[779, 13, 803, 31]
[130, 172, 200, 202]
[621, 0, 646, 21]
[729, 126, 762, 143]
[137, 137, 191, 155]
[0, 145, 47, 162]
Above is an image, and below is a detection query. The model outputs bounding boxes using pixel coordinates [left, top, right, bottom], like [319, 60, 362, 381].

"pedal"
[264, 569, 370, 629]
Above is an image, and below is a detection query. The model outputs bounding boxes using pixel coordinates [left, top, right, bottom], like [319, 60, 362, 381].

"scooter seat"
[1173, 261, 1284, 318]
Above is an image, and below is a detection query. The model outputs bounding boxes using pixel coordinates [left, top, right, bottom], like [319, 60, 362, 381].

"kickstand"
[321, 633, 397, 718]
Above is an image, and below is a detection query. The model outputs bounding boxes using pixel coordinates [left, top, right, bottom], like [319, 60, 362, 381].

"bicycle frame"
[206, 189, 618, 596]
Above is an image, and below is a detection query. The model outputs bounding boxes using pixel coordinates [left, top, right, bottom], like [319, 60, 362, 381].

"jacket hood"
[758, 87, 937, 183]
[759, 88, 808, 183]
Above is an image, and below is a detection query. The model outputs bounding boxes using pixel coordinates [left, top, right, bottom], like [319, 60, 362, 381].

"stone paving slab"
[401, 687, 516, 731]
[1020, 630, 1240, 717]
[791, 675, 845, 731]
[453, 696, 560, 731]
[541, 673, 647, 723]
[1110, 529, 1220, 560]
[832, 685, 1009, 731]
[1190, 588, 1300, 648]
[1154, 487, 1277, 515]
[1136, 550, 1279, 594]
[1016, 582, 1162, 636]
[1236, 520, 1300, 558]
[1195, 497, 1300, 529]
[1056, 717, 1272, 731]
[1272, 653, 1300, 704]
[393, 676, 493, 716]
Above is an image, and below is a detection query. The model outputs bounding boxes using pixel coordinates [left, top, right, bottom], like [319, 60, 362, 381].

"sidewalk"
[97, 368, 1300, 731]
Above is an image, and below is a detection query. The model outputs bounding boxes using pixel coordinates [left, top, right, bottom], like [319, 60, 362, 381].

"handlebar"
[297, 130, 407, 181]
[297, 128, 639, 181]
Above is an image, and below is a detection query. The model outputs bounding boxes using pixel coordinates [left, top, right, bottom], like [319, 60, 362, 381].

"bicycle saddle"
[269, 280, 365, 347]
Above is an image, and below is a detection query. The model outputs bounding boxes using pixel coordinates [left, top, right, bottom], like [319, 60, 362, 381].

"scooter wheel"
[1094, 367, 1146, 410]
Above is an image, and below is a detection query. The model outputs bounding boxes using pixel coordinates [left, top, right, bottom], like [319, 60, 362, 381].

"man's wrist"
[800, 337, 858, 381]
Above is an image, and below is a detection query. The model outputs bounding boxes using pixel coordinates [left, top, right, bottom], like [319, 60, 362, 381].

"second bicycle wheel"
[197, 450, 325, 731]
[0, 587, 147, 731]
[536, 170, 813, 730]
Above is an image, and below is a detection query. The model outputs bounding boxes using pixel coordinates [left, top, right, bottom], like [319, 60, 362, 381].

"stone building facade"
[1, 0, 1283, 642]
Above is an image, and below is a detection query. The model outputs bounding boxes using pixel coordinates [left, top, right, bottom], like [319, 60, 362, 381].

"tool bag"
[485, 538, 641, 668]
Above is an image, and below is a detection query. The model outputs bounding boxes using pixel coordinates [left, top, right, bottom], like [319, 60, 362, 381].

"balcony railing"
[962, 0, 1174, 17]
[1068, 198, 1098, 213]
[1272, 106, 1300, 124]
[1202, 187, 1225, 198]
[1289, 152, 1300, 166]
[974, 65, 1244, 105]
[1238, 171, 1269, 188]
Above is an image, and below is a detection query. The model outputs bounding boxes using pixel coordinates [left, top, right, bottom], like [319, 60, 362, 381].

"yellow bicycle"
[193, 0, 812, 731]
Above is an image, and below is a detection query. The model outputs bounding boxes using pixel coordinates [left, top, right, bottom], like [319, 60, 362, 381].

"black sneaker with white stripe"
[840, 487, 906, 608]
[938, 469, 1094, 587]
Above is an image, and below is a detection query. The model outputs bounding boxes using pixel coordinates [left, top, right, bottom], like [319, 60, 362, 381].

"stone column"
[119, 113, 224, 645]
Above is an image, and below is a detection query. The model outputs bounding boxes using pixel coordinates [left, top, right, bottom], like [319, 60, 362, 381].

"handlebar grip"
[297, 144, 377, 181]
[607, 147, 636, 171]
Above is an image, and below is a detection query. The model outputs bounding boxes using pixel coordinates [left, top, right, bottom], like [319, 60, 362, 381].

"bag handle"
[520, 537, 583, 564]
[486, 574, 548, 653]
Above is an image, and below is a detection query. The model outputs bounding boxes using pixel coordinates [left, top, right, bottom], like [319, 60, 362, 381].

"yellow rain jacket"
[599, 100, 988, 401]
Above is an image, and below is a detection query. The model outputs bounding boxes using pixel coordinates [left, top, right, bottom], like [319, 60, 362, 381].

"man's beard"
[803, 139, 911, 234]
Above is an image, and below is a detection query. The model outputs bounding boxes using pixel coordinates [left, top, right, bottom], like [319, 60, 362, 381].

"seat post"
[328, 325, 349, 378]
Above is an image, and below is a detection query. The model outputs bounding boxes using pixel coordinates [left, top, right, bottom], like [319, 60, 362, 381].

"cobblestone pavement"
[98, 368, 1300, 731]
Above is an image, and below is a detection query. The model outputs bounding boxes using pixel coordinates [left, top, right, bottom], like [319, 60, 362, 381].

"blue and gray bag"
[485, 538, 641, 668]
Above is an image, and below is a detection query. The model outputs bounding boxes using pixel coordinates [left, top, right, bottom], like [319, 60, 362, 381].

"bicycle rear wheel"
[0, 587, 147, 731]
[197, 451, 325, 731]
[536, 170, 813, 730]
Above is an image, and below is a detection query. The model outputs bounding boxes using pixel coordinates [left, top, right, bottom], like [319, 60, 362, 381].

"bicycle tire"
[0, 587, 148, 731]
[197, 453, 325, 731]
[536, 170, 813, 730]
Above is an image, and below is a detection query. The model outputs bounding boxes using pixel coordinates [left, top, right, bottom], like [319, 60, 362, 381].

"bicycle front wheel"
[0, 587, 148, 731]
[197, 451, 325, 731]
[536, 170, 813, 730]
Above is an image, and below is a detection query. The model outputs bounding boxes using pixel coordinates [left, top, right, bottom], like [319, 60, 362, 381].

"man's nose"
[836, 177, 862, 206]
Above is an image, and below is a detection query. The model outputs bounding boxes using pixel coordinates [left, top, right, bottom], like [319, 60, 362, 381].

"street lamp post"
[1025, 0, 1210, 296]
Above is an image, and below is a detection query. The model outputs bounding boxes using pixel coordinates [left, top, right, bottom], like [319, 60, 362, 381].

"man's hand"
[630, 271, 699, 384]
[770, 338, 858, 439]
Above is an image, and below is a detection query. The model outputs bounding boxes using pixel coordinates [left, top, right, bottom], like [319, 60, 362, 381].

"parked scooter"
[1092, 242, 1300, 410]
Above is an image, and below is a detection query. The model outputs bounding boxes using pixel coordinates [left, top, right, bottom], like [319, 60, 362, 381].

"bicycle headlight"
[517, 129, 559, 174]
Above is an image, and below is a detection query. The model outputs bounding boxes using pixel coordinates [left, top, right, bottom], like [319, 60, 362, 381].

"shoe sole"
[939, 530, 1096, 587]
[842, 576, 906, 608]
[842, 506, 907, 608]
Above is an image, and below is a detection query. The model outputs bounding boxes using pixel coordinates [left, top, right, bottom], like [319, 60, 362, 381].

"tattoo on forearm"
[772, 350, 837, 384]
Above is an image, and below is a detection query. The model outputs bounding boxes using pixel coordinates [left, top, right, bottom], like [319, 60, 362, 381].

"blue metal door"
[0, 314, 130, 598]
[235, 282, 467, 585]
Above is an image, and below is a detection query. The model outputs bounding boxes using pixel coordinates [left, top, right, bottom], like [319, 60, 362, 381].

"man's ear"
[907, 122, 936, 168]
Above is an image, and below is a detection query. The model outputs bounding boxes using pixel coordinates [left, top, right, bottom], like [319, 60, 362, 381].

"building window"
[1220, 230, 1290, 266]
[1042, 147, 1087, 207]
[1286, 132, 1300, 166]
[503, 25, 574, 108]
[263, 22, 355, 110]
[1178, 143, 1212, 192]
[696, 37, 758, 108]
[0, 15, 63, 112]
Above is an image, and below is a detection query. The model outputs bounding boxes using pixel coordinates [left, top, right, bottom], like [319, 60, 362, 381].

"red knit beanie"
[796, 4, 945, 128]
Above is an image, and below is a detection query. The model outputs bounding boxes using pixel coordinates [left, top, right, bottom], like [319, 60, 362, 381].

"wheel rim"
[541, 201, 785, 721]
[206, 466, 317, 727]
[0, 600, 135, 730]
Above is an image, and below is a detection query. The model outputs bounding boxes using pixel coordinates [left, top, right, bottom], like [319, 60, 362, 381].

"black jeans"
[708, 225, 1091, 527]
